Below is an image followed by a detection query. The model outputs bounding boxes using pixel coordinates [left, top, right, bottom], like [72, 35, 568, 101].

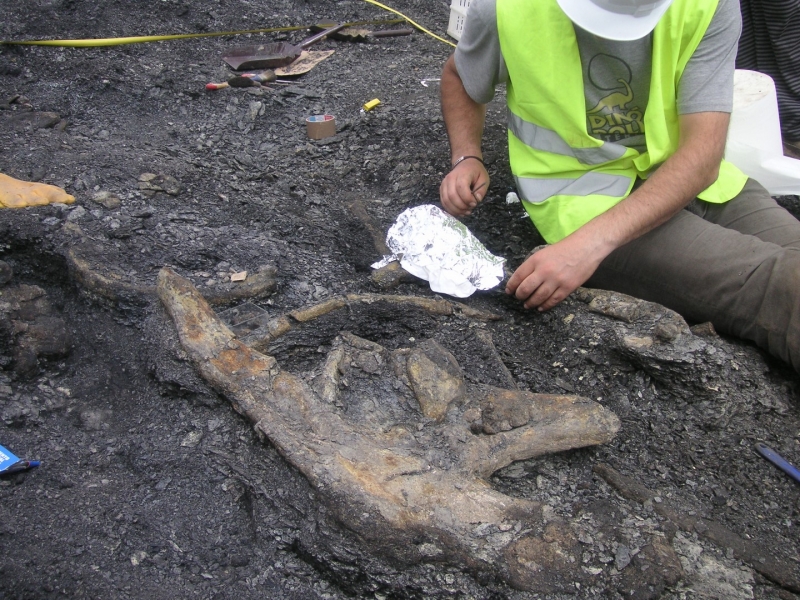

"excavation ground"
[2, 1, 800, 599]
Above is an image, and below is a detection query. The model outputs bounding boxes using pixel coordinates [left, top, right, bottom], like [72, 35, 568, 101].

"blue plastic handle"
[755, 443, 800, 485]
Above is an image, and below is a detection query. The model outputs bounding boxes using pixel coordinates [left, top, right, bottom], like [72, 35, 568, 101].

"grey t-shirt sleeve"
[678, 0, 742, 114]
[453, 0, 507, 104]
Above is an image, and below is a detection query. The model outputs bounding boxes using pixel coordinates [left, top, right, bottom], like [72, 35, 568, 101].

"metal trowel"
[223, 23, 346, 71]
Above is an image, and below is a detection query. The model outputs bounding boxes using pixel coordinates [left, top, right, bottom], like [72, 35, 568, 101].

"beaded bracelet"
[451, 155, 484, 170]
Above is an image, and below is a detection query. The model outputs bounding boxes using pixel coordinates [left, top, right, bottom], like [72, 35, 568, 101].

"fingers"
[516, 273, 559, 311]
[471, 181, 487, 205]
[534, 286, 570, 311]
[507, 234, 603, 312]
[504, 258, 533, 296]
[505, 250, 572, 311]
[440, 163, 489, 217]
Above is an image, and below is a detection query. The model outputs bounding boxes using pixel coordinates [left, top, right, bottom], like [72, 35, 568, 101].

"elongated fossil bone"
[158, 267, 623, 592]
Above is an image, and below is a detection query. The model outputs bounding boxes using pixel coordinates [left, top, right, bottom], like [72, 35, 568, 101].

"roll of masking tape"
[306, 114, 336, 140]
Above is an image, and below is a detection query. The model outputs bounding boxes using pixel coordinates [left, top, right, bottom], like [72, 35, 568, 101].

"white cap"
[556, 0, 674, 41]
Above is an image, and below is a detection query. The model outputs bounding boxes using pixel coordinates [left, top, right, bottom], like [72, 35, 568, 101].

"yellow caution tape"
[0, 18, 405, 47]
[0, 3, 455, 50]
[361, 0, 456, 48]
[3, 29, 294, 48]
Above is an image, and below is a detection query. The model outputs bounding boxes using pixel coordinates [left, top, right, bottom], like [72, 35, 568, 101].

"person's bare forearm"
[505, 111, 732, 311]
[566, 111, 732, 259]
[439, 54, 491, 216]
[441, 55, 487, 163]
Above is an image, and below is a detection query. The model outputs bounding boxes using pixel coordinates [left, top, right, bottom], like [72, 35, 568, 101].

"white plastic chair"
[724, 70, 800, 195]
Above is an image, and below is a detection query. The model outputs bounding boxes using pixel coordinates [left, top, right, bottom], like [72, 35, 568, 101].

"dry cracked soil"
[2, 1, 800, 599]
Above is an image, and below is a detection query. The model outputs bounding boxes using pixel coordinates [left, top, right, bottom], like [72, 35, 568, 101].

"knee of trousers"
[742, 249, 800, 372]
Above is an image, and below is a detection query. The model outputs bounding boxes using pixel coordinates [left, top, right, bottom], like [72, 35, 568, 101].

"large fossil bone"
[65, 231, 277, 306]
[237, 291, 501, 352]
[157, 267, 621, 592]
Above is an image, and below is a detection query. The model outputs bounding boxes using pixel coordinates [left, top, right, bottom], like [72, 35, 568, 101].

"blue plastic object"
[755, 442, 800, 485]
[0, 443, 40, 476]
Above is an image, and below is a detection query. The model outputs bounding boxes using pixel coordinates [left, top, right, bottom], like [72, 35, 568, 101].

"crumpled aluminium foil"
[371, 204, 505, 298]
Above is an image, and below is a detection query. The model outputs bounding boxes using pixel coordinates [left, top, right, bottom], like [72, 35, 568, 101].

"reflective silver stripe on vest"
[508, 110, 628, 165]
[515, 172, 631, 204]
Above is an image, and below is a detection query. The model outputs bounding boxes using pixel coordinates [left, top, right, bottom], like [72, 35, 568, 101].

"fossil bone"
[238, 292, 501, 352]
[157, 267, 621, 592]
[67, 241, 276, 306]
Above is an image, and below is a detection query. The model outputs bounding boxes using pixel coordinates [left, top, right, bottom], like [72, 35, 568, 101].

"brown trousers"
[587, 179, 800, 372]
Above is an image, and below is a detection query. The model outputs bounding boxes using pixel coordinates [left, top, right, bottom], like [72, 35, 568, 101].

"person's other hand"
[505, 237, 603, 311]
[439, 159, 489, 217]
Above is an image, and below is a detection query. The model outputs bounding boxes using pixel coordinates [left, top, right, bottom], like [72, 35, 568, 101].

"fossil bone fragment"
[157, 267, 621, 592]
[238, 292, 501, 352]
[66, 240, 277, 306]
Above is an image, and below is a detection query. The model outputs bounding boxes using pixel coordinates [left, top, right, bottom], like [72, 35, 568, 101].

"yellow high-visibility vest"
[497, 0, 748, 243]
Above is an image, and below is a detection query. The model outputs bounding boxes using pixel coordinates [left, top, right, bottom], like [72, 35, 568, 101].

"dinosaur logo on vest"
[585, 55, 644, 142]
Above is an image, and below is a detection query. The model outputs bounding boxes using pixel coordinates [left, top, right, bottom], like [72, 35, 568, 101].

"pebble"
[181, 430, 204, 448]
[0, 261, 12, 285]
[66, 205, 87, 221]
[91, 191, 121, 209]
[614, 545, 632, 570]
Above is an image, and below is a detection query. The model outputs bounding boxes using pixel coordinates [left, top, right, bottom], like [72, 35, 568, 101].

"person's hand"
[439, 158, 489, 217]
[505, 236, 605, 311]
